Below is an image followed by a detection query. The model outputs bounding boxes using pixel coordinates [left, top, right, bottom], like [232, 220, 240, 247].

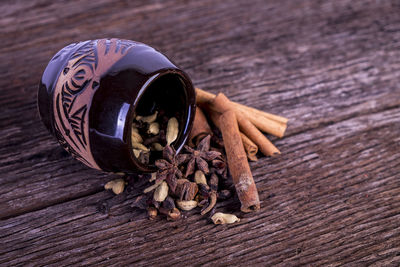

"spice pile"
[104, 88, 288, 224]
[131, 108, 179, 166]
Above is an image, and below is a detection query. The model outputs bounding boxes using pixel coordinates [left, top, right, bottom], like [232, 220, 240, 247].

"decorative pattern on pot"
[52, 39, 135, 169]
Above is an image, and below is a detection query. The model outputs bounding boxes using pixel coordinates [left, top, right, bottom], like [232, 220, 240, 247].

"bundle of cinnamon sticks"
[189, 88, 288, 212]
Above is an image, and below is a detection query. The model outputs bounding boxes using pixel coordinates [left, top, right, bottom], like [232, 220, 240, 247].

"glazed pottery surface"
[38, 38, 196, 173]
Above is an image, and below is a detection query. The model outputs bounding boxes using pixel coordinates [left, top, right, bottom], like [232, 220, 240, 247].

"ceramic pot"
[38, 38, 196, 173]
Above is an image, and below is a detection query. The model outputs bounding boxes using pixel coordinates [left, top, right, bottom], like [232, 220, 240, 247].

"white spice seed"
[176, 200, 198, 211]
[132, 142, 149, 151]
[143, 179, 163, 193]
[133, 149, 141, 158]
[111, 179, 125, 195]
[211, 212, 240, 225]
[147, 122, 160, 135]
[131, 127, 143, 143]
[104, 181, 114, 190]
[166, 117, 179, 145]
[194, 170, 207, 185]
[104, 179, 125, 195]
[151, 143, 163, 151]
[153, 181, 169, 202]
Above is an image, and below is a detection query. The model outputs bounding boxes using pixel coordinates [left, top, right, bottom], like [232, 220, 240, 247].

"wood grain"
[1, 0, 400, 265]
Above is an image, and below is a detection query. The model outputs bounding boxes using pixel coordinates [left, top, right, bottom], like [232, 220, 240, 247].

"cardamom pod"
[151, 142, 163, 151]
[136, 111, 158, 123]
[132, 142, 149, 151]
[147, 122, 160, 135]
[131, 126, 143, 143]
[166, 117, 179, 145]
[194, 170, 207, 185]
[133, 149, 141, 158]
[211, 212, 240, 224]
[104, 181, 114, 190]
[104, 178, 125, 195]
[143, 179, 163, 193]
[153, 181, 169, 202]
[176, 200, 198, 211]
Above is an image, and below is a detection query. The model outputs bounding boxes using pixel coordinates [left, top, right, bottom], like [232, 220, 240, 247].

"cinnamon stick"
[196, 88, 288, 137]
[218, 110, 260, 212]
[238, 106, 287, 138]
[203, 104, 259, 159]
[207, 93, 280, 157]
[188, 107, 212, 147]
[236, 110, 281, 156]
[240, 133, 258, 161]
[202, 104, 222, 129]
[196, 88, 287, 123]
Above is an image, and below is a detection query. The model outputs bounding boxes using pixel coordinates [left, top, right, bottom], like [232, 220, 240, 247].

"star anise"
[154, 145, 184, 193]
[179, 135, 221, 177]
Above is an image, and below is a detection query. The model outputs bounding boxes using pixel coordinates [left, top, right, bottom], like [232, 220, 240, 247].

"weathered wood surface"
[1, 0, 400, 265]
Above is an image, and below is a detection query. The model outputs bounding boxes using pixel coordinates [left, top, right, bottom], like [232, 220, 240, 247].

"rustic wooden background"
[1, 0, 400, 265]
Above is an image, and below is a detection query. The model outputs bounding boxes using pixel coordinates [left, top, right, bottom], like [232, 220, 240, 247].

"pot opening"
[129, 72, 192, 170]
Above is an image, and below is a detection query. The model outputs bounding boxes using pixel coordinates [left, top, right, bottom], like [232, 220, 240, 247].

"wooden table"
[1, 0, 400, 265]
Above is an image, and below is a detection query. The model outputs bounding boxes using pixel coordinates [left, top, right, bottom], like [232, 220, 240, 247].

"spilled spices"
[103, 88, 288, 224]
[179, 135, 221, 177]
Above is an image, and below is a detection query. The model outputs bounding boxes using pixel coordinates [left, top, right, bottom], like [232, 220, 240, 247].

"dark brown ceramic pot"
[38, 38, 196, 173]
